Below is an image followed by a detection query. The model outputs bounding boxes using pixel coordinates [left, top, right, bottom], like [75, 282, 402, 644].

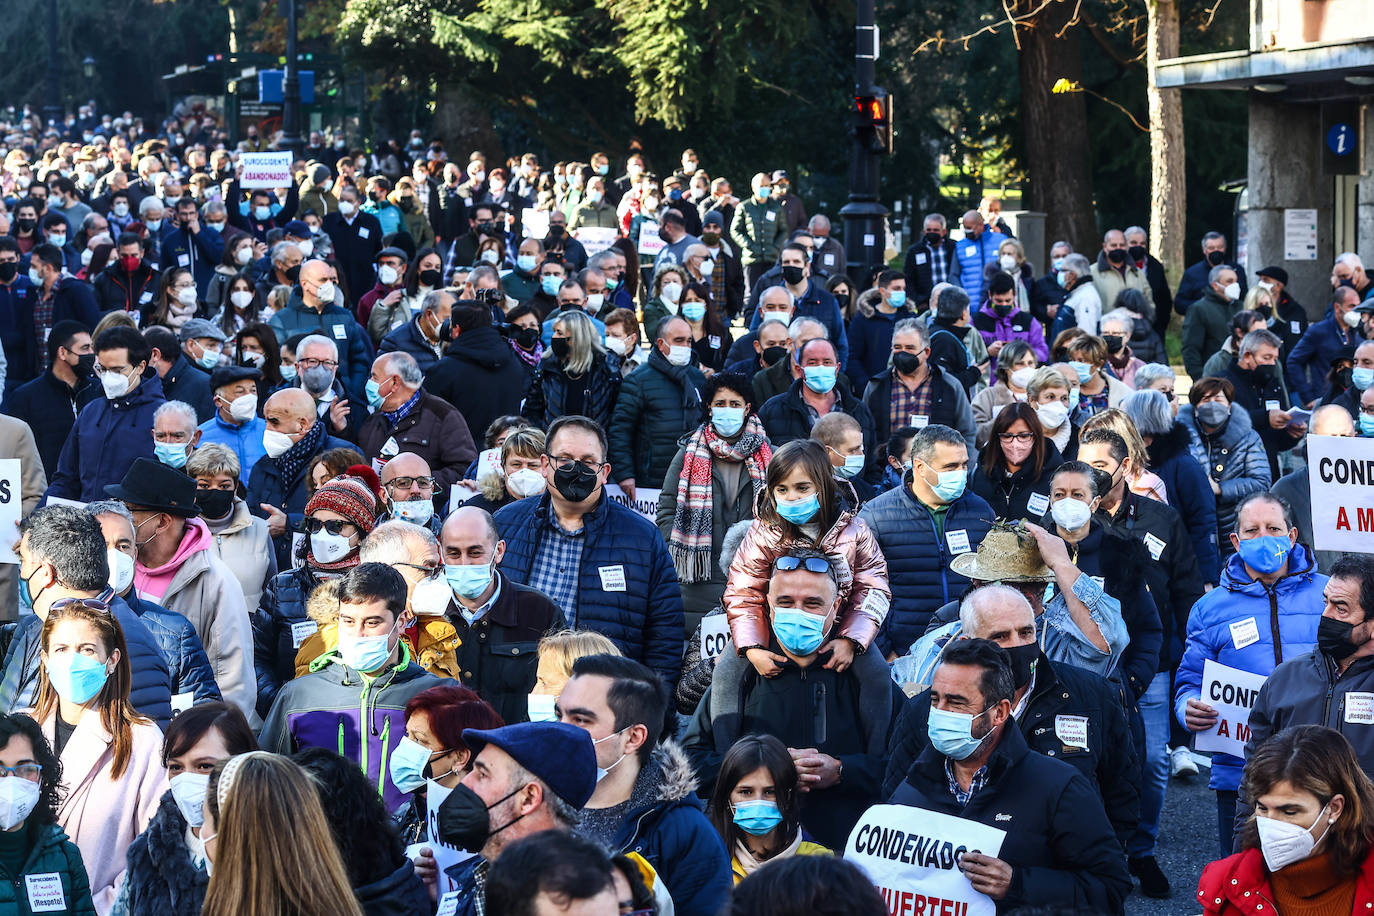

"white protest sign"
[422, 781, 477, 895]
[1308, 435, 1374, 554]
[575, 227, 618, 259]
[603, 483, 659, 523]
[475, 448, 503, 481]
[449, 483, 480, 511]
[239, 151, 293, 189]
[701, 615, 731, 660]
[290, 532, 306, 570]
[1195, 659, 1268, 758]
[0, 460, 19, 565]
[43, 496, 87, 510]
[637, 220, 665, 257]
[846, 804, 1005, 916]
[522, 208, 550, 240]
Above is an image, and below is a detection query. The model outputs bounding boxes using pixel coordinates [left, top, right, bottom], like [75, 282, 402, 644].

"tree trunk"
[432, 83, 502, 164]
[1147, 0, 1186, 285]
[1016, 0, 1097, 253]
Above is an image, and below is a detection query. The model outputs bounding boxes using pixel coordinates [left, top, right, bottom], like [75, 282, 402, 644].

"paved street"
[1127, 754, 1218, 916]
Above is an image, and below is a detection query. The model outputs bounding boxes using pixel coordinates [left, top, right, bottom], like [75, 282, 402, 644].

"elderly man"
[808, 214, 845, 277]
[439, 506, 565, 723]
[904, 215, 960, 310]
[359, 351, 477, 492]
[106, 457, 257, 717]
[255, 241, 304, 301]
[1271, 405, 1357, 574]
[682, 546, 901, 849]
[1174, 231, 1245, 316]
[246, 387, 353, 566]
[730, 173, 789, 295]
[150, 400, 201, 470]
[495, 416, 685, 687]
[142, 321, 216, 422]
[379, 288, 454, 375]
[437, 722, 598, 916]
[376, 452, 445, 533]
[356, 520, 460, 681]
[1288, 286, 1363, 408]
[861, 318, 975, 451]
[1090, 228, 1151, 312]
[268, 258, 372, 401]
[1180, 263, 1241, 380]
[726, 284, 793, 367]
[1330, 338, 1374, 422]
[197, 365, 266, 478]
[758, 337, 875, 454]
[1224, 327, 1301, 479]
[290, 333, 358, 439]
[750, 316, 831, 407]
[1331, 250, 1374, 300]
[888, 638, 1131, 914]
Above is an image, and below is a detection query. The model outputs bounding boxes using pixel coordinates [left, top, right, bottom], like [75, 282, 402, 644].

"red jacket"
[1198, 847, 1374, 916]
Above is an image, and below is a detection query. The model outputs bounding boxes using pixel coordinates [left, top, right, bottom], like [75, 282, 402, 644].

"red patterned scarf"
[668, 417, 772, 583]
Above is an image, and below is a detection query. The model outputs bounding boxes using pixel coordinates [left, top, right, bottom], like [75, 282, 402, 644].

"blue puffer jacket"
[1146, 421, 1221, 584]
[1174, 543, 1325, 792]
[252, 565, 319, 719]
[125, 593, 222, 707]
[0, 593, 173, 728]
[494, 491, 685, 687]
[1178, 402, 1273, 545]
[954, 230, 1008, 303]
[45, 372, 165, 502]
[858, 479, 995, 657]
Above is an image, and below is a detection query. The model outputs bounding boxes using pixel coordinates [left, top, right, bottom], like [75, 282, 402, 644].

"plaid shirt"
[889, 369, 934, 434]
[34, 278, 57, 371]
[705, 249, 727, 308]
[945, 758, 989, 807]
[527, 501, 586, 625]
[926, 241, 951, 285]
[381, 387, 423, 426]
[471, 860, 490, 916]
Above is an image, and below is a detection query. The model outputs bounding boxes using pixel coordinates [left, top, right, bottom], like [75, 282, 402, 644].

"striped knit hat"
[305, 472, 380, 535]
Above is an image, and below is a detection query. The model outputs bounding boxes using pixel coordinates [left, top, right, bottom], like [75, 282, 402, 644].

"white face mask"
[338, 201, 357, 217]
[170, 772, 210, 827]
[310, 529, 353, 564]
[101, 370, 132, 400]
[0, 775, 41, 831]
[1035, 401, 1069, 430]
[378, 265, 400, 286]
[230, 290, 254, 310]
[999, 254, 1017, 272]
[1050, 497, 1094, 530]
[1257, 802, 1333, 872]
[527, 693, 557, 722]
[107, 548, 136, 593]
[604, 335, 627, 357]
[235, 246, 253, 265]
[315, 281, 336, 302]
[1222, 281, 1241, 302]
[585, 293, 604, 312]
[177, 287, 199, 307]
[296, 239, 314, 258]
[1009, 367, 1036, 389]
[262, 429, 296, 458]
[410, 574, 453, 617]
[507, 468, 546, 498]
[227, 393, 257, 422]
[661, 282, 682, 304]
[81, 248, 93, 267]
[390, 498, 434, 526]
[665, 344, 692, 367]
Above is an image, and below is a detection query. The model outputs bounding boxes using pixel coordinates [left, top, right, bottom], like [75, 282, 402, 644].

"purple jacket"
[971, 302, 1049, 367]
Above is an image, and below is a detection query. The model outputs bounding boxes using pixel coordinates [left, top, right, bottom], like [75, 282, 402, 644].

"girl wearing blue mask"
[723, 439, 891, 679]
[707, 734, 829, 883]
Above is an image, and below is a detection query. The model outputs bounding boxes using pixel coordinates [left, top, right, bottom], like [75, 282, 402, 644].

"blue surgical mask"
[927, 705, 993, 761]
[733, 800, 784, 836]
[1361, 414, 1374, 437]
[1068, 361, 1093, 384]
[1236, 534, 1293, 575]
[712, 407, 745, 438]
[918, 463, 966, 502]
[836, 454, 865, 480]
[195, 348, 220, 370]
[389, 735, 442, 793]
[803, 365, 837, 394]
[888, 289, 907, 308]
[45, 652, 110, 706]
[1353, 367, 1374, 391]
[1051, 257, 1066, 272]
[1068, 389, 1081, 411]
[280, 364, 298, 382]
[154, 442, 189, 469]
[337, 624, 397, 673]
[772, 608, 827, 656]
[775, 493, 819, 524]
[253, 205, 271, 221]
[517, 254, 537, 273]
[540, 275, 561, 296]
[1056, 270, 1071, 289]
[365, 378, 385, 410]
[391, 499, 434, 526]
[446, 562, 493, 600]
[682, 302, 707, 323]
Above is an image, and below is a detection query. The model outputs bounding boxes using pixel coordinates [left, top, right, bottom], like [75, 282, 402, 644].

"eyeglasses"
[549, 456, 605, 471]
[998, 432, 1035, 443]
[0, 764, 41, 781]
[302, 518, 357, 536]
[774, 556, 833, 574]
[386, 476, 435, 491]
[397, 561, 442, 578]
[296, 357, 338, 370]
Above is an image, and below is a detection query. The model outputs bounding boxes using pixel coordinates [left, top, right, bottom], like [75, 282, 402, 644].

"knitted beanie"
[305, 473, 380, 534]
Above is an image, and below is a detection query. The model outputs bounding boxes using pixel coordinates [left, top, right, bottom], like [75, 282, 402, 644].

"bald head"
[959, 584, 1036, 638]
[263, 388, 316, 441]
[300, 259, 330, 286]
[380, 452, 432, 485]
[1312, 404, 1356, 437]
[440, 505, 505, 579]
[759, 286, 792, 311]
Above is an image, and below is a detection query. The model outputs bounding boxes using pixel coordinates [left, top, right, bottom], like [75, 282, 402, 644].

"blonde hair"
[1243, 285, 1275, 314]
[203, 753, 363, 916]
[1026, 366, 1068, 402]
[93, 309, 138, 342]
[536, 629, 621, 683]
[1080, 407, 1152, 471]
[553, 310, 602, 377]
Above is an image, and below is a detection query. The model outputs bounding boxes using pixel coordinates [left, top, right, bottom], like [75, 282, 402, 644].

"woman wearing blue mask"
[1181, 377, 1272, 557]
[679, 282, 729, 375]
[1063, 335, 1131, 421]
[707, 734, 829, 883]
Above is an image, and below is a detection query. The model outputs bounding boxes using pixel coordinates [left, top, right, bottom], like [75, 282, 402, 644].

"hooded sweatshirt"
[135, 517, 213, 601]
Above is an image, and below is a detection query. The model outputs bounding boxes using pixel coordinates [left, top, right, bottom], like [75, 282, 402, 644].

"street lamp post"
[839, 0, 890, 286]
[279, 0, 305, 159]
[43, 0, 61, 127]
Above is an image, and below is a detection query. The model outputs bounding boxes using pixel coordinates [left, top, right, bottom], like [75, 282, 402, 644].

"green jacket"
[0, 822, 97, 916]
[569, 199, 618, 231]
[1181, 289, 1236, 380]
[729, 197, 788, 266]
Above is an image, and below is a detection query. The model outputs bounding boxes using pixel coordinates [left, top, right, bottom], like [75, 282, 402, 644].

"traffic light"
[854, 88, 893, 155]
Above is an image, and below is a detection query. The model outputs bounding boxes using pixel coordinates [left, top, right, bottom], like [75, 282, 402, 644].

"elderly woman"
[1122, 388, 1221, 585]
[1054, 252, 1101, 337]
[521, 309, 620, 430]
[972, 339, 1038, 449]
[1113, 289, 1165, 365]
[1099, 310, 1146, 388]
[996, 237, 1035, 314]
[1026, 366, 1080, 458]
[187, 443, 278, 613]
[1180, 377, 1272, 555]
[467, 426, 547, 514]
[1135, 363, 1180, 418]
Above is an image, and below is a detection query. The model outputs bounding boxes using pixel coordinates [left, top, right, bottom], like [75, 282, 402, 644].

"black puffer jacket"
[608, 354, 706, 489]
[522, 351, 621, 431]
[970, 442, 1064, 521]
[120, 791, 209, 916]
[421, 325, 531, 445]
[251, 565, 320, 718]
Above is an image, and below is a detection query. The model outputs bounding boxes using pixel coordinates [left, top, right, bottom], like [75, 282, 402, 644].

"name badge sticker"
[1026, 492, 1049, 516]
[1055, 715, 1089, 750]
[945, 529, 971, 555]
[25, 874, 65, 913]
[599, 565, 627, 592]
[1229, 617, 1260, 650]
[291, 620, 319, 649]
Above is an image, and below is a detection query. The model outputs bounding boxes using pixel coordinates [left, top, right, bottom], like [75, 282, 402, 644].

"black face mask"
[0, 262, 16, 283]
[74, 353, 96, 377]
[1205, 250, 1227, 267]
[892, 351, 922, 375]
[1318, 615, 1361, 661]
[514, 326, 541, 350]
[1255, 305, 1273, 319]
[550, 337, 571, 361]
[15, 218, 36, 234]
[553, 460, 601, 503]
[924, 232, 942, 247]
[762, 345, 788, 367]
[835, 292, 851, 310]
[993, 303, 1012, 318]
[1127, 245, 1147, 262]
[1336, 366, 1355, 390]
[1254, 363, 1278, 383]
[437, 782, 525, 854]
[195, 488, 234, 520]
[1103, 334, 1125, 355]
[1004, 642, 1039, 689]
[1106, 248, 1128, 265]
[285, 264, 301, 283]
[419, 268, 442, 287]
[781, 265, 805, 286]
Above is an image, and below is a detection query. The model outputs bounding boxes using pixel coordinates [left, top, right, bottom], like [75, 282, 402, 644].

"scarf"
[668, 416, 771, 582]
[275, 418, 326, 487]
[648, 346, 702, 411]
[511, 338, 544, 369]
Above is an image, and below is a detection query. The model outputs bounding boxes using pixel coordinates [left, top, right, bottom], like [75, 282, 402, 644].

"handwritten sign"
[603, 483, 659, 523]
[240, 151, 293, 189]
[637, 220, 664, 257]
[1195, 659, 1268, 758]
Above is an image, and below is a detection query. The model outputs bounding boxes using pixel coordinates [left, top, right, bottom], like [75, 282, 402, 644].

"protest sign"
[637, 220, 664, 257]
[0, 460, 19, 565]
[575, 227, 618, 258]
[1308, 434, 1374, 553]
[419, 781, 476, 895]
[522, 208, 550, 240]
[1195, 659, 1268, 758]
[43, 496, 87, 510]
[603, 483, 659, 523]
[701, 615, 731, 660]
[240, 151, 293, 189]
[846, 804, 1006, 916]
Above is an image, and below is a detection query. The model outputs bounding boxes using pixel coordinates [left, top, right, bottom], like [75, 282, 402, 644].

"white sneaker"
[1170, 745, 1198, 779]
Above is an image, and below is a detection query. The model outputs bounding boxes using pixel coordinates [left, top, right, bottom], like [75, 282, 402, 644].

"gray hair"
[1233, 491, 1296, 534]
[1124, 225, 1146, 241]
[1049, 239, 1073, 255]
[360, 520, 438, 565]
[508, 761, 581, 827]
[85, 500, 134, 526]
[787, 317, 827, 345]
[1208, 263, 1235, 285]
[271, 241, 302, 266]
[1099, 310, 1134, 335]
[201, 200, 227, 220]
[1133, 363, 1176, 391]
[298, 334, 339, 359]
[17, 506, 109, 592]
[468, 265, 501, 288]
[1238, 328, 1283, 359]
[138, 195, 164, 216]
[1061, 253, 1091, 276]
[589, 250, 619, 273]
[808, 214, 831, 233]
[922, 213, 947, 230]
[935, 285, 970, 323]
[1336, 252, 1364, 270]
[420, 289, 448, 316]
[910, 424, 966, 464]
[757, 318, 788, 338]
[154, 400, 198, 431]
[892, 317, 929, 348]
[381, 351, 424, 386]
[1122, 388, 1174, 436]
[959, 584, 1034, 635]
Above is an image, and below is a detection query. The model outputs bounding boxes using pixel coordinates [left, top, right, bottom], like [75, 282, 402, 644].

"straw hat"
[949, 520, 1053, 582]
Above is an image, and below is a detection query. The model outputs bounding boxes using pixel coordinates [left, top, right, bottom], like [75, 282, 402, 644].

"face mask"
[99, 545, 135, 597]
[279, 364, 297, 382]
[701, 231, 721, 245]
[194, 345, 220, 369]
[79, 248, 93, 267]
[191, 485, 234, 522]
[803, 365, 837, 393]
[775, 265, 806, 289]
[0, 775, 39, 831]
[733, 800, 784, 836]
[835, 454, 865, 480]
[155, 442, 189, 469]
[1128, 245, 1147, 262]
[230, 290, 254, 309]
[146, 219, 163, 232]
[253, 206, 271, 221]
[775, 493, 819, 524]
[773, 608, 828, 656]
[438, 781, 526, 854]
[1103, 334, 1125, 355]
[1067, 361, 1093, 384]
[892, 351, 922, 375]
[75, 353, 96, 377]
[1056, 271, 1071, 288]
[302, 366, 334, 396]
[1318, 614, 1361, 660]
[337, 622, 396, 673]
[762, 345, 788, 367]
[540, 275, 562, 297]
[682, 302, 707, 323]
[338, 201, 357, 217]
[581, 293, 605, 314]
[389, 736, 442, 793]
[662, 282, 683, 304]
[1005, 642, 1038, 689]
[121, 255, 141, 273]
[1236, 534, 1292, 575]
[550, 338, 572, 362]
[365, 378, 387, 410]
[553, 461, 601, 503]
[762, 309, 792, 326]
[235, 246, 253, 265]
[1361, 414, 1374, 437]
[699, 258, 715, 276]
[207, 222, 227, 233]
[1257, 803, 1333, 873]
[517, 254, 537, 273]
[170, 772, 210, 827]
[1222, 282, 1241, 302]
[446, 562, 493, 600]
[48, 233, 66, 249]
[27, 268, 42, 286]
[1352, 367, 1374, 391]
[101, 370, 131, 400]
[410, 574, 453, 618]
[527, 693, 557, 722]
[588, 190, 604, 204]
[418, 268, 442, 288]
[1206, 250, 1227, 267]
[927, 705, 993, 761]
[1196, 401, 1230, 427]
[113, 203, 129, 217]
[45, 652, 110, 705]
[919, 463, 967, 502]
[1050, 497, 1093, 530]
[998, 254, 1018, 272]
[1068, 389, 1081, 411]
[665, 344, 693, 367]
[311, 529, 354, 565]
[386, 495, 433, 526]
[378, 265, 400, 286]
[315, 281, 336, 302]
[1344, 309, 1363, 329]
[499, 468, 544, 500]
[888, 289, 908, 309]
[262, 428, 295, 458]
[1010, 367, 1035, 389]
[712, 406, 745, 438]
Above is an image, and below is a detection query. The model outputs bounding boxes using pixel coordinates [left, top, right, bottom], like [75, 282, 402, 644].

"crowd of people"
[0, 101, 1372, 916]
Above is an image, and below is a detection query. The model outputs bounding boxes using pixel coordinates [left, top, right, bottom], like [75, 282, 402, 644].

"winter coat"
[972, 302, 1050, 365]
[245, 429, 354, 567]
[379, 317, 444, 376]
[1181, 288, 1237, 380]
[0, 822, 96, 916]
[118, 791, 208, 916]
[253, 565, 324, 718]
[902, 237, 960, 308]
[422, 326, 531, 445]
[158, 354, 215, 424]
[196, 414, 267, 481]
[745, 278, 849, 369]
[728, 197, 788, 266]
[266, 289, 374, 401]
[323, 211, 385, 305]
[844, 288, 914, 388]
[1147, 421, 1221, 583]
[494, 491, 685, 687]
[46, 372, 165, 503]
[520, 350, 621, 433]
[0, 276, 99, 385]
[0, 415, 44, 620]
[161, 225, 225, 301]
[1179, 402, 1273, 544]
[124, 593, 222, 706]
[1175, 258, 1246, 316]
[883, 652, 1141, 844]
[361, 283, 409, 342]
[608, 357, 706, 489]
[723, 505, 890, 651]
[1271, 468, 1343, 575]
[1175, 543, 1325, 791]
[1089, 251, 1151, 312]
[953, 230, 1008, 304]
[1287, 314, 1360, 406]
[5, 370, 86, 478]
[858, 481, 996, 657]
[1222, 361, 1298, 474]
[93, 262, 159, 315]
[205, 498, 277, 614]
[358, 389, 477, 496]
[353, 856, 431, 916]
[260, 644, 454, 810]
[760, 380, 877, 470]
[1199, 847, 1374, 916]
[970, 441, 1063, 521]
[888, 724, 1131, 916]
[1050, 277, 1101, 340]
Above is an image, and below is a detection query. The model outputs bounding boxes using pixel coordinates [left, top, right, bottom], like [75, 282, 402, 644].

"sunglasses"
[774, 556, 833, 574]
[302, 518, 357, 536]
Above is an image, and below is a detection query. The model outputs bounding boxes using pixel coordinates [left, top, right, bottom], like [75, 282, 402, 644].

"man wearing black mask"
[903, 213, 959, 310]
[1125, 226, 1175, 339]
[1175, 231, 1246, 316]
[4, 321, 94, 477]
[492, 416, 686, 688]
[1253, 265, 1307, 364]
[1222, 328, 1300, 481]
[1089, 229, 1151, 316]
